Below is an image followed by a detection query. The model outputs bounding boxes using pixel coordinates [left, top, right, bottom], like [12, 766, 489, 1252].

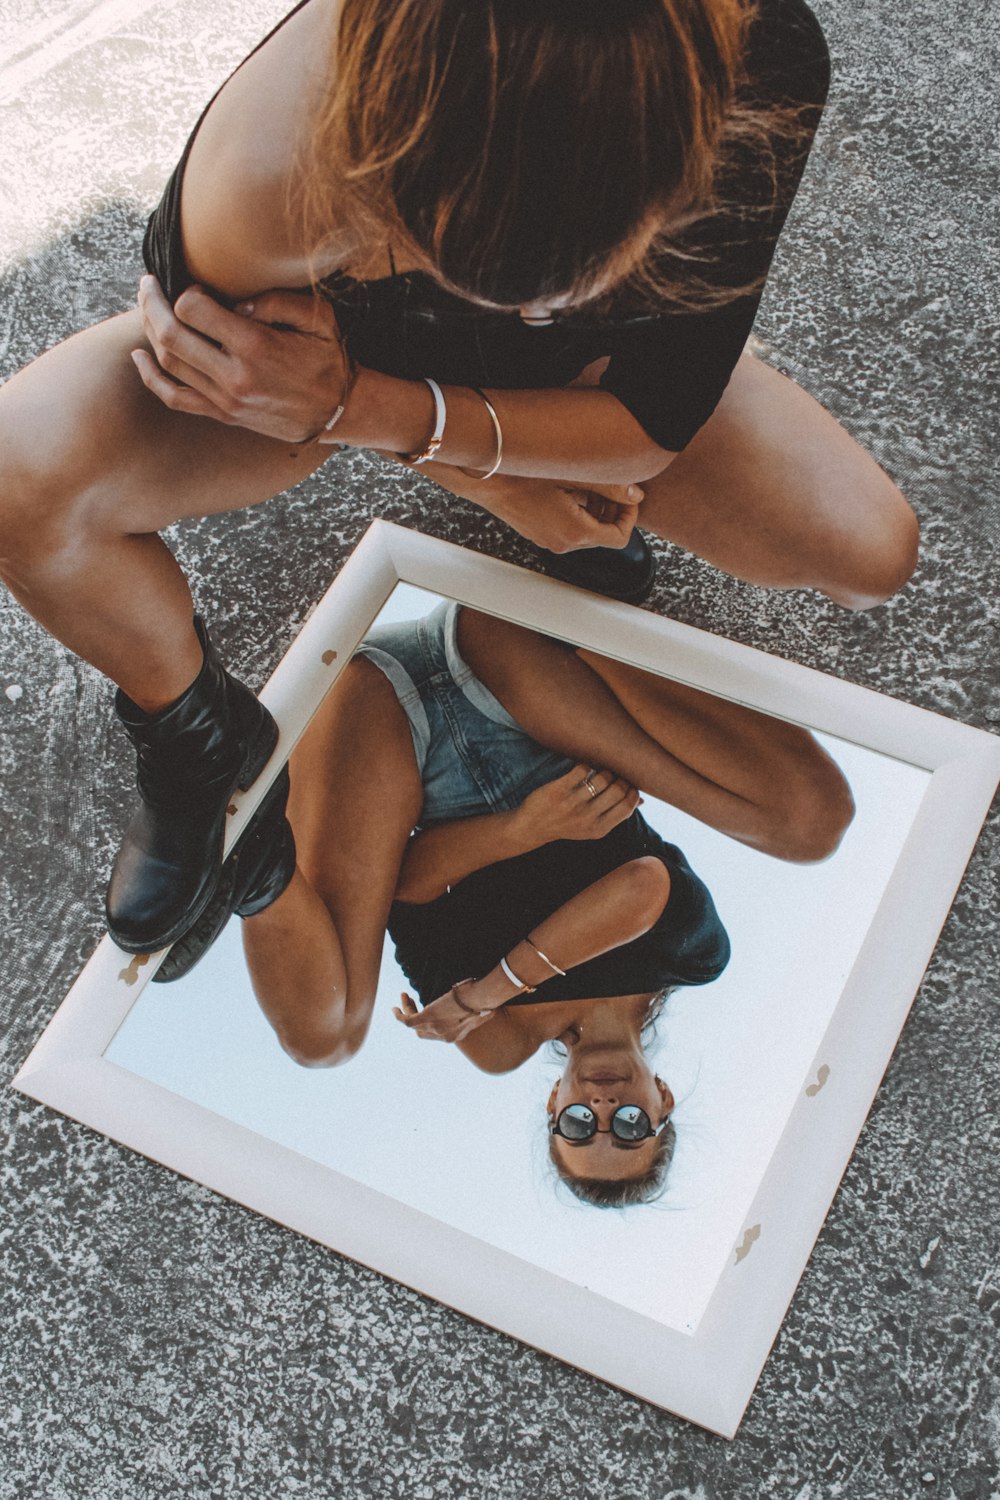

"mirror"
[104, 582, 929, 1335]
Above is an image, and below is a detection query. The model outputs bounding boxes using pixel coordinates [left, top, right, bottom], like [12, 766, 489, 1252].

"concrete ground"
[1, 1, 997, 1496]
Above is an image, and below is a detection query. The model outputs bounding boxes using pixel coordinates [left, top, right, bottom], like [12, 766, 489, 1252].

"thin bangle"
[449, 979, 494, 1017]
[307, 332, 359, 447]
[402, 377, 447, 464]
[523, 935, 566, 977]
[459, 387, 503, 480]
[499, 954, 536, 993]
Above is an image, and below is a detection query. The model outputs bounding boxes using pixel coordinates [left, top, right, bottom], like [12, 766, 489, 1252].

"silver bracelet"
[404, 377, 447, 464]
[499, 954, 536, 993]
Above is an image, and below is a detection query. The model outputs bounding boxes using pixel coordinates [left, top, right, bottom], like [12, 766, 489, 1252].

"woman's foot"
[105, 616, 279, 953]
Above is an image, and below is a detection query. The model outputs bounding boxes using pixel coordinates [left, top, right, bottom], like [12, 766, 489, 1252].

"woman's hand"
[131, 277, 351, 442]
[511, 763, 642, 849]
[392, 988, 496, 1043]
[417, 459, 644, 552]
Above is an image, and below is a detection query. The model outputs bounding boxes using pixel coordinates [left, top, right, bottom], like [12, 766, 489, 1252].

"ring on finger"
[583, 774, 599, 799]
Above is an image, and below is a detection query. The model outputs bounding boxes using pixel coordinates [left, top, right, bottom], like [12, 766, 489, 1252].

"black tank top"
[143, 0, 829, 451]
[387, 811, 731, 1007]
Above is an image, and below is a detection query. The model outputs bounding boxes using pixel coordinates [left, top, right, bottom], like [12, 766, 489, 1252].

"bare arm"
[394, 764, 641, 904]
[394, 855, 671, 1056]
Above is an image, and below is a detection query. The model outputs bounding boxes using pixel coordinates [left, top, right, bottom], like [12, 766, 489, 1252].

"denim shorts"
[355, 602, 574, 826]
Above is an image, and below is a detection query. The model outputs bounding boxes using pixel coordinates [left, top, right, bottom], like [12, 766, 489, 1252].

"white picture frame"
[13, 520, 999, 1438]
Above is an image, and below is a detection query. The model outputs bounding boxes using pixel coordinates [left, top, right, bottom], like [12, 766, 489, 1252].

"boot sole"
[107, 704, 280, 955]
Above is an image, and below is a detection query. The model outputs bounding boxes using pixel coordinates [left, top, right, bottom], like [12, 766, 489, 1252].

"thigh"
[0, 309, 334, 535]
[638, 354, 918, 607]
[287, 657, 424, 1003]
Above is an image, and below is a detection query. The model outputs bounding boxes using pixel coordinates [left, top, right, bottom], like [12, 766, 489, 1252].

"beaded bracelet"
[449, 979, 494, 1017]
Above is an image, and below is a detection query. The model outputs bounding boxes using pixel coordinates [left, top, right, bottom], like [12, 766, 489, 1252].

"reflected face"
[547, 1042, 674, 1183]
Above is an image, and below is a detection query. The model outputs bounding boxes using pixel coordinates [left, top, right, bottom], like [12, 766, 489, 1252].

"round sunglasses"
[549, 1103, 669, 1144]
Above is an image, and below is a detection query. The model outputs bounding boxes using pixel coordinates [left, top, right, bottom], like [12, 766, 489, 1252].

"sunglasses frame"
[549, 1103, 671, 1144]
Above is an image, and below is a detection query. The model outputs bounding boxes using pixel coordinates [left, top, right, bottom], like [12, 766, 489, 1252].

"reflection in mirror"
[107, 585, 930, 1332]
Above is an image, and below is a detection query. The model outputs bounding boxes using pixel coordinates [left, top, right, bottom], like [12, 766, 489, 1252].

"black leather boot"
[106, 617, 279, 953]
[540, 528, 658, 604]
[154, 767, 296, 983]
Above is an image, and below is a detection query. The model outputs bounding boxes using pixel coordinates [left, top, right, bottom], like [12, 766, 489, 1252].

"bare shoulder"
[179, 0, 339, 298]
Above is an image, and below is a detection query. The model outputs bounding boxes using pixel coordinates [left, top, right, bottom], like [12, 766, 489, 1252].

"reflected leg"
[456, 608, 853, 861]
[241, 659, 423, 1065]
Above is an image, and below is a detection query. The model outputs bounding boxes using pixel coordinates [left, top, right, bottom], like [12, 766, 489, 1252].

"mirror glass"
[105, 584, 930, 1333]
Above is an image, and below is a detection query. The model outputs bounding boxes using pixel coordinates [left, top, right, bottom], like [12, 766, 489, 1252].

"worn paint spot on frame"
[806, 1064, 831, 1097]
[119, 953, 151, 986]
[227, 803, 238, 816]
[734, 1224, 761, 1265]
[321, 649, 338, 665]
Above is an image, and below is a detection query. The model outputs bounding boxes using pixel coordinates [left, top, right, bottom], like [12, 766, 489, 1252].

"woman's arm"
[393, 764, 641, 905]
[133, 279, 673, 486]
[394, 855, 671, 1047]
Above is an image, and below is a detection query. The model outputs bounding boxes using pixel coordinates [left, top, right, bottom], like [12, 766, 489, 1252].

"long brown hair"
[299, 0, 802, 311]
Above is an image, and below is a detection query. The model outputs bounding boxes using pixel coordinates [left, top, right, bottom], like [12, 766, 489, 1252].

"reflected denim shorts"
[355, 602, 574, 826]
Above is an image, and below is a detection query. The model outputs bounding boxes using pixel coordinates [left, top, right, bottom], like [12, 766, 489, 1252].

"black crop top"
[143, 0, 830, 452]
[387, 812, 731, 1007]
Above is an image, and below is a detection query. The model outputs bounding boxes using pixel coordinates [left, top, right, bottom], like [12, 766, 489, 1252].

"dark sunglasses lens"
[558, 1104, 597, 1140]
[612, 1106, 651, 1141]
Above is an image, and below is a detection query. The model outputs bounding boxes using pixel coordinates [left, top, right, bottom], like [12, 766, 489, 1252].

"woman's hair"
[547, 986, 679, 1208]
[548, 1117, 677, 1208]
[299, 0, 807, 311]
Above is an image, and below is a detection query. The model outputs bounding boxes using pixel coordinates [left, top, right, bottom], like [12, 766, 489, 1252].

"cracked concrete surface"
[1, 1, 997, 1495]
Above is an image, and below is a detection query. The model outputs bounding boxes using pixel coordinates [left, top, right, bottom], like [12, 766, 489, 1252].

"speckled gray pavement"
[1, 2, 997, 1496]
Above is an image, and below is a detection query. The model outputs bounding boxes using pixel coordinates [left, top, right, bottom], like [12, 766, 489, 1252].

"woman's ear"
[654, 1074, 675, 1117]
[546, 1080, 560, 1117]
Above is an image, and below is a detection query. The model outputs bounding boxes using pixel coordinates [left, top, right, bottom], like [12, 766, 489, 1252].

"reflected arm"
[453, 858, 671, 1070]
[394, 810, 531, 905]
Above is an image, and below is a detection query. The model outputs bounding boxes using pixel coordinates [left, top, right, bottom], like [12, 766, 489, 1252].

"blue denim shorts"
[355, 602, 574, 826]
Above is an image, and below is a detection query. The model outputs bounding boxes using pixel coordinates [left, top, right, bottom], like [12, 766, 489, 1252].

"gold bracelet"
[523, 935, 566, 977]
[458, 386, 503, 480]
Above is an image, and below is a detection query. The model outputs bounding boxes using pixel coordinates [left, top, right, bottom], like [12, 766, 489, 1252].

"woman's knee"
[278, 1014, 368, 1068]
[825, 476, 920, 611]
[0, 373, 118, 577]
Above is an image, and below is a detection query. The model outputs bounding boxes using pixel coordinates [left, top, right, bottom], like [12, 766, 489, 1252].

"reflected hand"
[392, 988, 496, 1043]
[512, 763, 642, 849]
[131, 276, 351, 442]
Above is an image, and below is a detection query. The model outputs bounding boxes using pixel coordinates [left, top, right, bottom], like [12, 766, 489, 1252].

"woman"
[158, 601, 854, 1205]
[0, 0, 908, 962]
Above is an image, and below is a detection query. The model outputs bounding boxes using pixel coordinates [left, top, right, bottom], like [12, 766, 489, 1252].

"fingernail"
[628, 485, 643, 500]
[235, 301, 254, 316]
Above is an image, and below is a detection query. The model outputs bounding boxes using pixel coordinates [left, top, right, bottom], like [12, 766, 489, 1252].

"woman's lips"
[581, 1074, 628, 1084]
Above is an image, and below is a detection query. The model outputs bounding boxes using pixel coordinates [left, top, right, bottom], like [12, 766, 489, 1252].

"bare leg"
[240, 658, 423, 1064]
[0, 311, 332, 708]
[637, 354, 919, 609]
[456, 609, 854, 861]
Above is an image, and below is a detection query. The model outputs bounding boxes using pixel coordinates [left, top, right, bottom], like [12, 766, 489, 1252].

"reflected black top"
[388, 813, 731, 1007]
[143, 0, 830, 451]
